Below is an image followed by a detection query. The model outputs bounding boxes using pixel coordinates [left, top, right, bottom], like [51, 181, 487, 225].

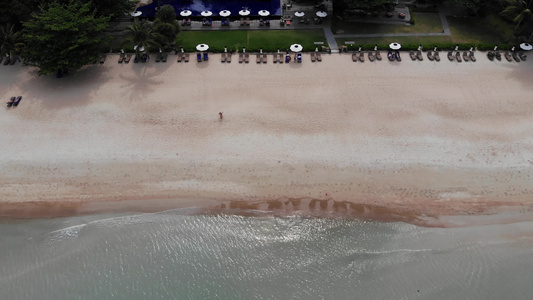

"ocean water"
[1, 209, 533, 300]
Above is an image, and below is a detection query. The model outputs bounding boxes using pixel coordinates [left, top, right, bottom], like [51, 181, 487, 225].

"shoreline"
[1, 53, 533, 226]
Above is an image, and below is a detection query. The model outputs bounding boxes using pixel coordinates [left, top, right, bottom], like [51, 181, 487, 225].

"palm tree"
[0, 24, 24, 58]
[500, 0, 533, 33]
[123, 20, 161, 60]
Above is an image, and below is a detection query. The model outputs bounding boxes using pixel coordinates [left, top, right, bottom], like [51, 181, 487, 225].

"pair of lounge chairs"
[118, 54, 132, 63]
[221, 53, 232, 63]
[6, 96, 22, 108]
[3, 55, 20, 65]
[387, 51, 401, 61]
[221, 18, 230, 26]
[352, 52, 365, 62]
[197, 52, 209, 62]
[426, 51, 441, 61]
[409, 51, 424, 61]
[177, 53, 189, 62]
[155, 52, 168, 63]
[240, 18, 250, 26]
[256, 54, 267, 63]
[238, 53, 250, 63]
[181, 18, 191, 26]
[487, 51, 502, 61]
[272, 53, 284, 63]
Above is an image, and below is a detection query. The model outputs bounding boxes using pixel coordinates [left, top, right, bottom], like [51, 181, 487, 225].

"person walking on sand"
[219, 112, 223, 120]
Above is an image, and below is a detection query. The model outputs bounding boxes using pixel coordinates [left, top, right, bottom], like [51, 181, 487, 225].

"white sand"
[1, 53, 533, 220]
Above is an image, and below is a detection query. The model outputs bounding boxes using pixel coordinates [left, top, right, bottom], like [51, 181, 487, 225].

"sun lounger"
[9, 56, 19, 65]
[416, 50, 423, 61]
[512, 51, 520, 62]
[311, 53, 316, 62]
[118, 54, 124, 63]
[262, 54, 267, 63]
[427, 51, 434, 61]
[197, 53, 202, 62]
[184, 53, 189, 62]
[244, 53, 249, 63]
[447, 51, 454, 61]
[177, 54, 182, 62]
[358, 52, 364, 62]
[155, 53, 161, 62]
[352, 53, 357, 62]
[240, 18, 245, 26]
[519, 51, 527, 61]
[463, 51, 469, 62]
[221, 53, 227, 62]
[6, 96, 15, 108]
[278, 54, 284, 63]
[227, 53, 232, 63]
[161, 53, 167, 62]
[239, 53, 243, 63]
[368, 52, 375, 62]
[3, 57, 10, 65]
[256, 54, 261, 63]
[434, 51, 440, 61]
[297, 53, 302, 63]
[99, 55, 106, 64]
[273, 54, 278, 63]
[285, 54, 291, 63]
[375, 51, 382, 60]
[203, 53, 209, 61]
[286, 19, 291, 26]
[246, 18, 250, 26]
[316, 53, 322, 62]
[124, 54, 131, 63]
[495, 51, 502, 61]
[387, 51, 395, 61]
[395, 51, 401, 61]
[455, 51, 462, 62]
[409, 51, 416, 61]
[13, 96, 22, 107]
[487, 51, 494, 61]
[504, 51, 512, 62]
[468, 51, 475, 62]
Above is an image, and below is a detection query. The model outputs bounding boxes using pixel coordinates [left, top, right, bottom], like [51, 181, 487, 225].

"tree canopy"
[21, 0, 109, 75]
[153, 5, 180, 51]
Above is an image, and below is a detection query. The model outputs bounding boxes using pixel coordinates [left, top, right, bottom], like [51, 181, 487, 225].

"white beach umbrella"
[180, 10, 192, 17]
[290, 44, 303, 52]
[374, 45, 378, 51]
[196, 44, 209, 52]
[316, 11, 327, 18]
[133, 45, 145, 52]
[294, 11, 305, 17]
[130, 11, 142, 17]
[219, 10, 231, 17]
[201, 10, 213, 17]
[389, 43, 401, 50]
[239, 9, 251, 16]
[258, 10, 270, 17]
[520, 43, 532, 51]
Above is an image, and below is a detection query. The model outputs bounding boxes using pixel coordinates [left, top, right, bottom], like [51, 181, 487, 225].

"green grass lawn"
[333, 13, 443, 35]
[176, 30, 328, 52]
[447, 14, 514, 45]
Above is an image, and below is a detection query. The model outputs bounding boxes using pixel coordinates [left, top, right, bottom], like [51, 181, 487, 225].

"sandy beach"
[1, 52, 533, 226]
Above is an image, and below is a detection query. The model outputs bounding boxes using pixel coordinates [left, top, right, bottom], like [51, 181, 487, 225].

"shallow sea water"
[1, 209, 533, 300]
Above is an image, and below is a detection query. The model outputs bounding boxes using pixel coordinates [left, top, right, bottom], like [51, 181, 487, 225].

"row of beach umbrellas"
[132, 10, 328, 18]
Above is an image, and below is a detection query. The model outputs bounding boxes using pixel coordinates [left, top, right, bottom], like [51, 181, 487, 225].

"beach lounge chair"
[9, 56, 19, 65]
[495, 51, 502, 61]
[395, 51, 401, 61]
[487, 51, 494, 61]
[161, 53, 167, 62]
[455, 51, 462, 62]
[286, 19, 291, 26]
[99, 55, 106, 64]
[358, 52, 364, 62]
[221, 53, 227, 63]
[297, 53, 302, 63]
[316, 53, 322, 62]
[434, 51, 440, 61]
[352, 53, 357, 62]
[203, 53, 209, 61]
[13, 96, 22, 107]
[279, 54, 284, 63]
[387, 51, 395, 61]
[227, 53, 232, 63]
[3, 57, 10, 65]
[273, 54, 278, 63]
[240, 18, 245, 26]
[512, 51, 520, 62]
[244, 53, 249, 63]
[285, 54, 291, 63]
[416, 50, 423, 61]
[187, 18, 191, 26]
[447, 51, 454, 61]
[368, 52, 375, 62]
[197, 53, 202, 62]
[124, 54, 131, 63]
[311, 53, 316, 62]
[239, 53, 243, 63]
[118, 54, 124, 63]
[246, 18, 250, 26]
[155, 53, 161, 62]
[519, 51, 527, 61]
[427, 51, 434, 61]
[409, 51, 416, 61]
[184, 53, 189, 62]
[262, 54, 267, 63]
[6, 97, 15, 108]
[256, 54, 261, 63]
[468, 51, 475, 62]
[463, 51, 469, 62]
[504, 51, 512, 62]
[177, 54, 182, 62]
[375, 51, 382, 61]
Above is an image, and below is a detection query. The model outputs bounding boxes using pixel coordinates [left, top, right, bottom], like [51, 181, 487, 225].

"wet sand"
[1, 52, 533, 226]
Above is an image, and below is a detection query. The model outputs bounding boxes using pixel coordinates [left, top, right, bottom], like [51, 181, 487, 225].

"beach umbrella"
[201, 10, 213, 17]
[258, 10, 270, 17]
[130, 11, 142, 17]
[133, 45, 145, 52]
[290, 44, 303, 52]
[389, 43, 401, 50]
[219, 10, 231, 17]
[374, 45, 378, 51]
[520, 43, 532, 51]
[196, 44, 209, 51]
[239, 9, 250, 16]
[294, 11, 305, 17]
[224, 46, 228, 53]
[180, 10, 192, 17]
[511, 46, 515, 52]
[316, 11, 327, 18]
